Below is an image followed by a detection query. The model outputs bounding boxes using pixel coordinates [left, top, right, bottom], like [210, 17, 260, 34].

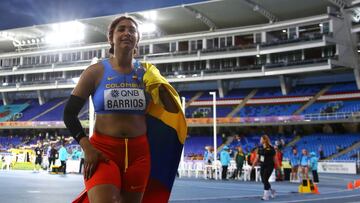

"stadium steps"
[28, 99, 68, 121]
[293, 85, 332, 115]
[185, 91, 204, 108]
[285, 135, 301, 148]
[226, 89, 258, 118]
[325, 140, 360, 160]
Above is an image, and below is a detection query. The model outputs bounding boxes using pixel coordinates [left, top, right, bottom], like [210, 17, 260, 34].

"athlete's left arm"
[158, 84, 179, 113]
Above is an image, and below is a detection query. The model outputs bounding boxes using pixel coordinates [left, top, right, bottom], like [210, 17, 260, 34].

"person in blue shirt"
[203, 146, 214, 179]
[71, 148, 80, 160]
[309, 152, 319, 183]
[289, 147, 300, 182]
[58, 143, 69, 174]
[299, 149, 310, 180]
[203, 146, 214, 165]
[220, 146, 231, 180]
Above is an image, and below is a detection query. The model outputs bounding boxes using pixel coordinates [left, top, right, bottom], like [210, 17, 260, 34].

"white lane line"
[273, 194, 360, 203]
[177, 184, 289, 193]
[172, 194, 267, 201]
[27, 190, 41, 193]
[319, 175, 357, 181]
[172, 193, 291, 201]
[172, 187, 354, 202]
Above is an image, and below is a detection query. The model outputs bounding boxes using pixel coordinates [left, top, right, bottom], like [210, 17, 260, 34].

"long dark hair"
[261, 135, 271, 148]
[107, 16, 140, 55]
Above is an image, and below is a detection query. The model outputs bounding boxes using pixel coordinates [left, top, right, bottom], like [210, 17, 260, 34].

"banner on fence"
[318, 162, 357, 174]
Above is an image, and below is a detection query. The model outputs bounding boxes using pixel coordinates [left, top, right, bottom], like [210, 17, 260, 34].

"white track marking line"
[273, 194, 360, 203]
[27, 190, 41, 193]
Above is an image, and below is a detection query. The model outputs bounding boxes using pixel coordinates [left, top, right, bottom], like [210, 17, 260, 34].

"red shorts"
[85, 131, 151, 193]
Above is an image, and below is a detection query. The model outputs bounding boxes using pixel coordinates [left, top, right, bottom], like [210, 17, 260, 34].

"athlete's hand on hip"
[83, 146, 109, 180]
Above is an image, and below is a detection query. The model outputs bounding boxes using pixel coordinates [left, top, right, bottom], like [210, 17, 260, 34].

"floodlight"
[45, 21, 85, 45]
[139, 23, 156, 33]
[142, 11, 157, 21]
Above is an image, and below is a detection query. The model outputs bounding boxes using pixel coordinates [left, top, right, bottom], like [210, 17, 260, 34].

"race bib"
[260, 155, 265, 162]
[104, 88, 146, 111]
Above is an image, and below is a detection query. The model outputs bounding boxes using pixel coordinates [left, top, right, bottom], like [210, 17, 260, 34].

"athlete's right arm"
[63, 64, 108, 180]
[63, 65, 98, 144]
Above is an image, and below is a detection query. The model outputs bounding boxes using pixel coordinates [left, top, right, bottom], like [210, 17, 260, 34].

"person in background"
[79, 148, 85, 174]
[46, 144, 51, 170]
[309, 152, 319, 183]
[231, 146, 245, 179]
[203, 146, 213, 165]
[203, 146, 214, 179]
[336, 145, 341, 153]
[220, 146, 231, 180]
[290, 147, 300, 183]
[252, 135, 278, 201]
[233, 134, 242, 148]
[1, 154, 12, 171]
[318, 145, 325, 160]
[59, 142, 68, 174]
[299, 149, 310, 180]
[48, 144, 58, 172]
[33, 141, 43, 172]
[274, 146, 283, 181]
[71, 147, 80, 160]
[249, 147, 258, 181]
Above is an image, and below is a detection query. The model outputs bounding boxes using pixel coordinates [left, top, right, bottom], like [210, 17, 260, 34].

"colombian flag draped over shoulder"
[141, 62, 187, 203]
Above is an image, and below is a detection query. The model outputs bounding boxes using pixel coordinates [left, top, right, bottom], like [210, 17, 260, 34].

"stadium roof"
[0, 0, 356, 52]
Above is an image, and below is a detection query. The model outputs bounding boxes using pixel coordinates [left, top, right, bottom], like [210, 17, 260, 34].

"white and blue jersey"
[92, 59, 149, 115]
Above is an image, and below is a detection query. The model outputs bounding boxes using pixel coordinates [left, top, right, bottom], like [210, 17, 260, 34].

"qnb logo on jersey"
[104, 88, 146, 111]
[111, 89, 120, 98]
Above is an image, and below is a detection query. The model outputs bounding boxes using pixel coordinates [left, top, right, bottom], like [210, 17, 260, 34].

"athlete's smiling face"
[113, 19, 139, 53]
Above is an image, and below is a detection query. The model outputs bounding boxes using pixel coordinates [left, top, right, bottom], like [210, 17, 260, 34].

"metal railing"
[303, 111, 360, 121]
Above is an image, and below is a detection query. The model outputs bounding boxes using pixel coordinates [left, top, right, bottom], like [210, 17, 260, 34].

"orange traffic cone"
[313, 183, 320, 194]
[354, 180, 360, 188]
[347, 182, 354, 190]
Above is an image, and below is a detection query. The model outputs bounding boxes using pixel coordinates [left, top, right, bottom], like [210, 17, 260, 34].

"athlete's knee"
[120, 191, 144, 203]
[88, 184, 121, 203]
